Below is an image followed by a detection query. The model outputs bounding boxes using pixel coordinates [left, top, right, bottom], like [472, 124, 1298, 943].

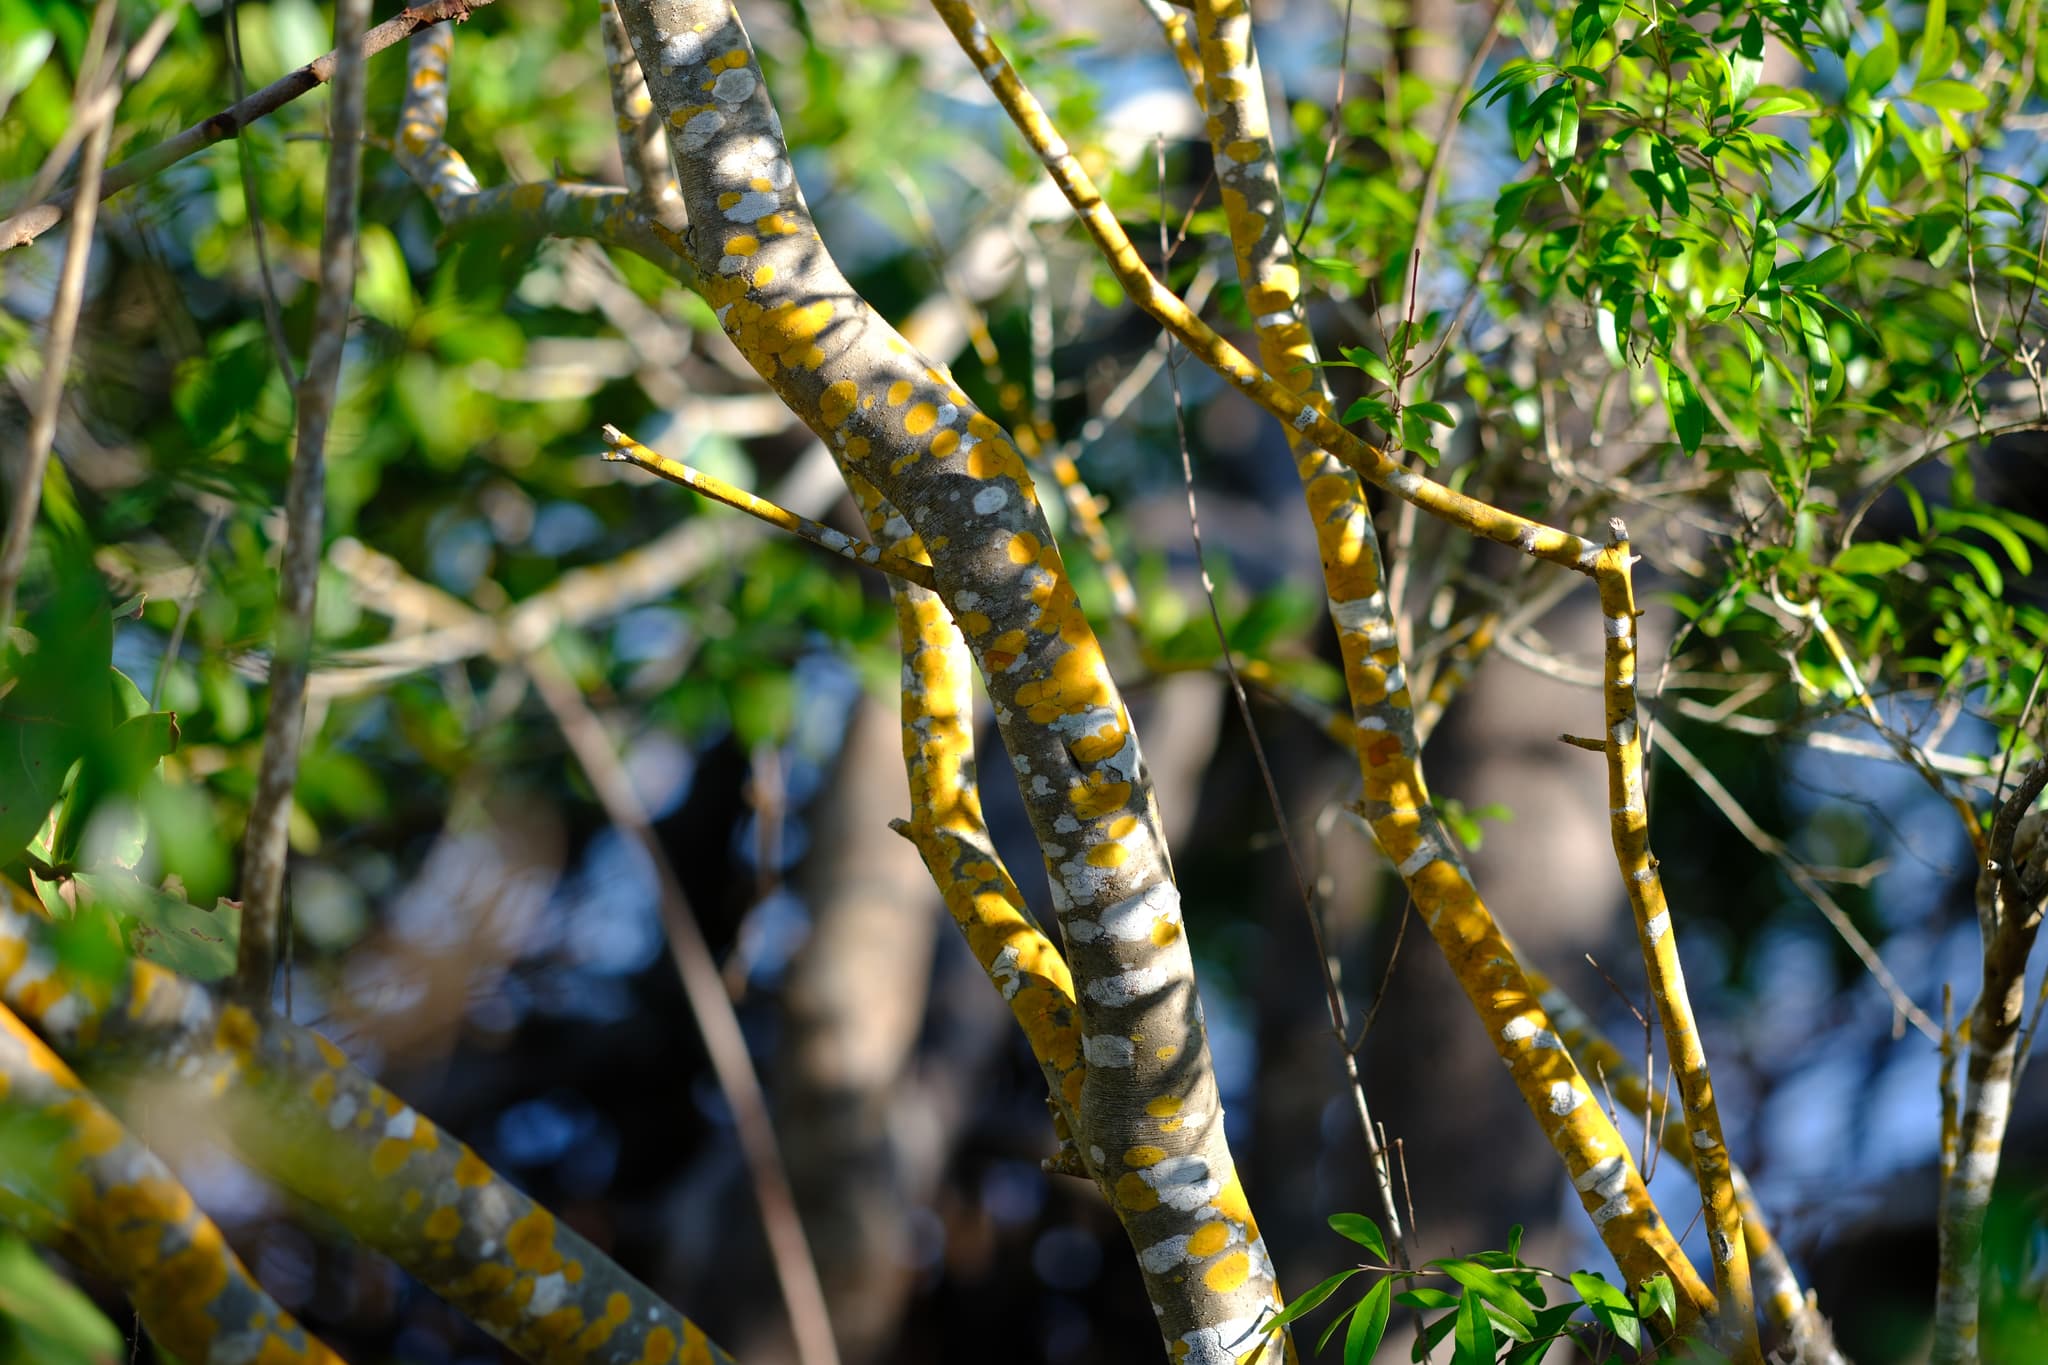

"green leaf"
[1265, 1268, 1365, 1333]
[1398, 1288, 1461, 1310]
[0, 1231, 122, 1364]
[1637, 1273, 1678, 1327]
[1658, 358, 1706, 454]
[1832, 542, 1913, 576]
[1451, 1289, 1496, 1364]
[1433, 1258, 1538, 1330]
[1745, 216, 1778, 297]
[0, 576, 114, 868]
[1343, 1279, 1393, 1365]
[1776, 244, 1852, 288]
[1345, 396, 1396, 429]
[1915, 0, 1947, 86]
[1328, 1212, 1389, 1261]
[1408, 401, 1456, 428]
[1731, 14, 1765, 104]
[1318, 1300, 1361, 1354]
[1571, 1270, 1639, 1347]
[1911, 79, 1987, 111]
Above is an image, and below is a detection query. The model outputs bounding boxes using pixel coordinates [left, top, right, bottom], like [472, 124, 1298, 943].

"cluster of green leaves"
[1267, 1214, 1708, 1364]
[0, 561, 237, 982]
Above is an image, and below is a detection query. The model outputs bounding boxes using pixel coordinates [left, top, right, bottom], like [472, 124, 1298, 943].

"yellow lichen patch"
[1203, 1250, 1252, 1293]
[309, 1073, 335, 1107]
[1208, 1170, 1257, 1226]
[717, 190, 743, 211]
[886, 380, 914, 406]
[1115, 1171, 1160, 1212]
[400, 1189, 423, 1214]
[930, 428, 960, 458]
[1086, 843, 1128, 869]
[751, 265, 775, 289]
[1124, 1145, 1167, 1167]
[370, 1137, 415, 1178]
[313, 1034, 347, 1069]
[724, 234, 758, 256]
[216, 1004, 259, 1055]
[1146, 1095, 1183, 1118]
[1152, 917, 1182, 948]
[1068, 778, 1132, 821]
[967, 436, 1027, 484]
[845, 435, 870, 460]
[757, 213, 799, 235]
[639, 1325, 679, 1364]
[957, 610, 992, 636]
[678, 1322, 717, 1365]
[1004, 531, 1041, 565]
[454, 1149, 494, 1188]
[58, 1099, 124, 1159]
[1156, 1043, 1179, 1060]
[1187, 1220, 1232, 1258]
[903, 403, 937, 436]
[534, 1305, 586, 1346]
[820, 380, 857, 428]
[506, 1208, 565, 1274]
[985, 628, 1029, 671]
[424, 1206, 463, 1241]
[1107, 815, 1140, 840]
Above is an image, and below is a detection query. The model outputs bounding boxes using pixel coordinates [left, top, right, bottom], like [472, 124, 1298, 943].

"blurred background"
[2, 0, 2046, 1361]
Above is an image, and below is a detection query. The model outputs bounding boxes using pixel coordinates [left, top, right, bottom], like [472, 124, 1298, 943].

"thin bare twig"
[603, 426, 937, 589]
[235, 0, 373, 1006]
[223, 0, 299, 386]
[1657, 725, 1940, 1041]
[522, 650, 842, 1365]
[0, 0, 499, 252]
[0, 0, 120, 629]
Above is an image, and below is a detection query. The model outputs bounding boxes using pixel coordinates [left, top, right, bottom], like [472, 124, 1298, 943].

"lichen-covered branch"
[0, 888, 736, 1365]
[0, 999, 347, 1365]
[1593, 521, 1757, 1359]
[604, 426, 936, 587]
[610, 3, 1287, 1357]
[1934, 765, 2048, 1365]
[395, 23, 692, 279]
[1531, 972, 1844, 1364]
[928, 0, 1605, 575]
[600, 0, 688, 232]
[1169, 0, 1708, 1312]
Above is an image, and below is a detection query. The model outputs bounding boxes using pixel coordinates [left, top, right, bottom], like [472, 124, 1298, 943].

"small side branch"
[1933, 762, 2048, 1365]
[1593, 520, 1759, 1360]
[603, 425, 936, 589]
[0, 0, 500, 253]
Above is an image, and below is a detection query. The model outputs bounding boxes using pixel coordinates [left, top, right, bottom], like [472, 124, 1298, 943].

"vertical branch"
[1533, 971, 1845, 1363]
[0, 0, 118, 628]
[1933, 764, 2048, 1365]
[600, 0, 688, 231]
[522, 649, 841, 1365]
[1164, 0, 1706, 1311]
[612, 3, 1291, 1356]
[235, 0, 373, 1004]
[1594, 520, 1758, 1359]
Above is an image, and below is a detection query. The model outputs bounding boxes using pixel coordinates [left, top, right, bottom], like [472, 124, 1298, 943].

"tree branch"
[0, 0, 500, 253]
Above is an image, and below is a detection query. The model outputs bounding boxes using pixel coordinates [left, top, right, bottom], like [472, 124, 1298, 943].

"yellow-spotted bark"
[610, 3, 1289, 1358]
[1594, 524, 1758, 1359]
[1157, 0, 1709, 1314]
[0, 1001, 346, 1365]
[0, 890, 734, 1365]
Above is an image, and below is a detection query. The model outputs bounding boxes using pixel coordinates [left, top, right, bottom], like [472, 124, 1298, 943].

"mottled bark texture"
[1934, 772, 2047, 1365]
[1594, 525, 1757, 1359]
[0, 1003, 345, 1365]
[0, 888, 734, 1365]
[610, 4, 1288, 1359]
[1165, 0, 1709, 1313]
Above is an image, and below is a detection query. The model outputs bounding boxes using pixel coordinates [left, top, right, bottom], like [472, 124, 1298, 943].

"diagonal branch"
[0, 883, 736, 1365]
[0, 994, 349, 1365]
[0, 0, 499, 253]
